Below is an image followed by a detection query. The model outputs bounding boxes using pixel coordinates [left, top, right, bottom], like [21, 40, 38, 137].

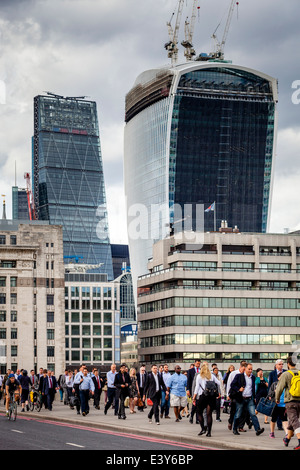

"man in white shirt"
[104, 364, 118, 416]
[161, 364, 171, 419]
[226, 360, 248, 431]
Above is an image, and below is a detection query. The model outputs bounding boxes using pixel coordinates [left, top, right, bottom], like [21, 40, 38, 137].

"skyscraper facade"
[124, 61, 278, 285]
[33, 94, 113, 280]
[12, 187, 29, 220]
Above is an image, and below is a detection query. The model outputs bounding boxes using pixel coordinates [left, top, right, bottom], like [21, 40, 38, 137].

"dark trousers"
[94, 389, 102, 408]
[105, 387, 119, 415]
[79, 389, 90, 414]
[46, 390, 55, 410]
[148, 392, 161, 423]
[118, 392, 127, 418]
[138, 388, 145, 410]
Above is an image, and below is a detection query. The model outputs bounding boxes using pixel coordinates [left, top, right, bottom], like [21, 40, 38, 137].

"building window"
[47, 312, 54, 323]
[0, 294, 6, 305]
[103, 312, 112, 323]
[47, 347, 55, 357]
[10, 235, 17, 245]
[0, 277, 6, 287]
[47, 295, 54, 305]
[0, 235, 6, 245]
[10, 277, 17, 288]
[47, 329, 55, 340]
[10, 294, 17, 305]
[11, 345, 18, 357]
[93, 351, 102, 362]
[0, 328, 6, 339]
[0, 311, 6, 322]
[11, 328, 17, 339]
[104, 351, 112, 361]
[10, 311, 17, 322]
[72, 351, 80, 361]
[104, 325, 112, 336]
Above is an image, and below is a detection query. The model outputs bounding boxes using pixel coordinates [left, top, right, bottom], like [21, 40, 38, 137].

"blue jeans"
[79, 389, 90, 414]
[233, 397, 260, 432]
[161, 391, 170, 417]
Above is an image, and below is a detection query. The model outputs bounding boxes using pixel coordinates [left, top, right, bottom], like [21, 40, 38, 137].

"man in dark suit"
[268, 359, 286, 430]
[136, 365, 147, 411]
[143, 364, 169, 425]
[42, 370, 58, 411]
[230, 363, 264, 436]
[187, 359, 201, 424]
[114, 364, 131, 420]
[92, 368, 103, 410]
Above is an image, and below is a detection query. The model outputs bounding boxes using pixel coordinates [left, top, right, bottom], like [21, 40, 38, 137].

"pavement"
[1, 396, 297, 451]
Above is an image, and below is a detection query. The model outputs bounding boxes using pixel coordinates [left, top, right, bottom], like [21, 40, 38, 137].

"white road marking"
[66, 442, 85, 448]
[11, 430, 24, 434]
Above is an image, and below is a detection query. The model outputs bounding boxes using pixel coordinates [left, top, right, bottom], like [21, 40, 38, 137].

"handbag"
[256, 397, 276, 417]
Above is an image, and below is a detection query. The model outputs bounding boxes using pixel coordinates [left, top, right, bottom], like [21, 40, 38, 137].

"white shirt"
[243, 373, 253, 397]
[152, 372, 159, 392]
[162, 371, 171, 386]
[226, 369, 242, 396]
[194, 374, 220, 397]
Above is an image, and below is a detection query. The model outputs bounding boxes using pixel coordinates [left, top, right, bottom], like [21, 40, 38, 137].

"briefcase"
[256, 397, 276, 417]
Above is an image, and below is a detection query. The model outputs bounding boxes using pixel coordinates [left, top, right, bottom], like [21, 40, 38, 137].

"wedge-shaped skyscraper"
[124, 62, 278, 284]
[33, 93, 113, 279]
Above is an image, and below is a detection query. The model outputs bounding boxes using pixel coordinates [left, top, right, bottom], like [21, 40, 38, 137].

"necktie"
[97, 377, 100, 389]
[50, 377, 52, 388]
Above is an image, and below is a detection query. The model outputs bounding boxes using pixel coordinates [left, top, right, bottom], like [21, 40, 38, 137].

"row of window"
[169, 261, 300, 273]
[0, 235, 17, 246]
[66, 338, 113, 349]
[66, 299, 114, 310]
[65, 325, 113, 337]
[140, 333, 300, 348]
[66, 286, 115, 298]
[140, 314, 300, 330]
[65, 311, 113, 324]
[0, 294, 17, 305]
[66, 350, 113, 362]
[0, 277, 17, 287]
[140, 296, 300, 313]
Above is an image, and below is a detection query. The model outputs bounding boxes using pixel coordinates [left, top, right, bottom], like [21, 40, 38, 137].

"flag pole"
[214, 201, 216, 231]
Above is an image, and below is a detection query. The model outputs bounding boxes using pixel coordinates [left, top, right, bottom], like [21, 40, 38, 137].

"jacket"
[275, 368, 300, 403]
[144, 372, 166, 400]
[230, 372, 256, 403]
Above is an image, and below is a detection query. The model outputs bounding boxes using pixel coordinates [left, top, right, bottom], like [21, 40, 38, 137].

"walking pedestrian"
[212, 365, 224, 422]
[275, 356, 300, 450]
[19, 370, 31, 412]
[161, 364, 171, 419]
[104, 364, 119, 416]
[128, 368, 138, 414]
[74, 367, 95, 416]
[268, 359, 286, 431]
[226, 360, 250, 432]
[42, 370, 58, 411]
[267, 372, 288, 438]
[255, 368, 269, 425]
[92, 368, 103, 410]
[143, 364, 168, 425]
[230, 363, 265, 436]
[167, 365, 187, 422]
[136, 365, 147, 412]
[187, 359, 201, 424]
[114, 364, 131, 420]
[193, 363, 221, 437]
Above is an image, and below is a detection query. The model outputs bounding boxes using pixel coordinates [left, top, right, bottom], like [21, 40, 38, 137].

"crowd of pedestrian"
[1, 356, 299, 450]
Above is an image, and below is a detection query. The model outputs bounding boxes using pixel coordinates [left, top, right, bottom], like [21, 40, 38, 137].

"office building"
[64, 265, 121, 367]
[0, 220, 65, 374]
[124, 62, 278, 288]
[137, 227, 300, 372]
[12, 187, 29, 220]
[33, 93, 113, 279]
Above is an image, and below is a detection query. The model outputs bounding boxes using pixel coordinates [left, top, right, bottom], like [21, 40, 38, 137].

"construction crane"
[181, 0, 199, 61]
[164, 0, 185, 66]
[24, 172, 36, 221]
[211, 0, 238, 60]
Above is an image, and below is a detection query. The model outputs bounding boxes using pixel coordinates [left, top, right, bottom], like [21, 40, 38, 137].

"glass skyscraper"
[124, 61, 278, 286]
[33, 93, 113, 279]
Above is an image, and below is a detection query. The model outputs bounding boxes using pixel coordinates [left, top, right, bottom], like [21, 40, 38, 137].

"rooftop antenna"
[211, 0, 239, 60]
[164, 0, 185, 65]
[181, 0, 199, 61]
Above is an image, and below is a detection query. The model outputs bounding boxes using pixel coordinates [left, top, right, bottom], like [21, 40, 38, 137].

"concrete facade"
[137, 227, 300, 372]
[0, 220, 65, 374]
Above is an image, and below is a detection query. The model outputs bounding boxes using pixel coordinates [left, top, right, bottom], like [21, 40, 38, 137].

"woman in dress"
[129, 368, 138, 414]
[193, 363, 221, 437]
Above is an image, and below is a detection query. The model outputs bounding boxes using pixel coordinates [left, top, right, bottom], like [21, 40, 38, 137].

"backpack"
[288, 371, 300, 397]
[200, 380, 218, 398]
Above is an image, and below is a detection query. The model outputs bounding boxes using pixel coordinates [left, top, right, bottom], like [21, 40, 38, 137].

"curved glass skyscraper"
[124, 61, 278, 286]
[33, 94, 113, 279]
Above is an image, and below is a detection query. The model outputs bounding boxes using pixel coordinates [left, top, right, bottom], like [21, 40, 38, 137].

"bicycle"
[28, 390, 41, 412]
[7, 393, 18, 421]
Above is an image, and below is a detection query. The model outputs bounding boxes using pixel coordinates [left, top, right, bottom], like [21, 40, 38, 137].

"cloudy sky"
[0, 0, 300, 243]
